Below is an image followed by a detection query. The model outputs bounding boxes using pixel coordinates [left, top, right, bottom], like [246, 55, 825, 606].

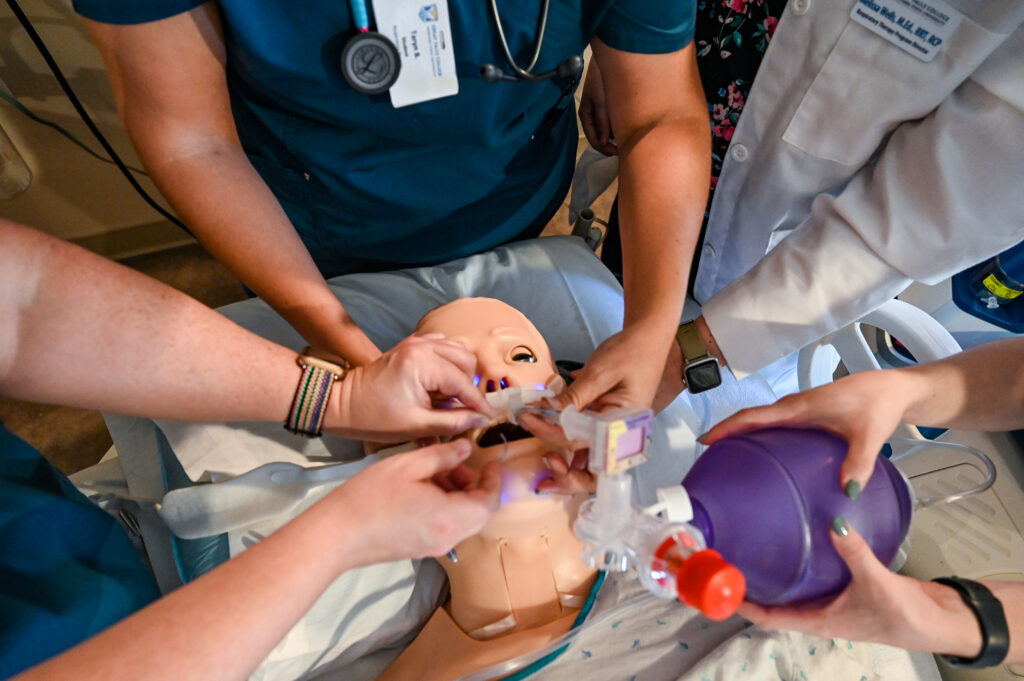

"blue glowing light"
[473, 374, 481, 387]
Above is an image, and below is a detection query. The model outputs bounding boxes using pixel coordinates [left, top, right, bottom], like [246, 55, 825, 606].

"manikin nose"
[475, 375, 513, 393]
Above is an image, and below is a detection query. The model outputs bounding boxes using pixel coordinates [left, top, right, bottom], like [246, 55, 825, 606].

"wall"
[0, 0, 190, 258]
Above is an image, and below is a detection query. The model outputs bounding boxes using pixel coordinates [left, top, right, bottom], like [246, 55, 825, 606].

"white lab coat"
[696, 0, 1024, 378]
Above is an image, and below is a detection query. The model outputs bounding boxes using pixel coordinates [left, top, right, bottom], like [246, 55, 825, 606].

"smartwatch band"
[285, 347, 349, 438]
[676, 321, 708, 361]
[932, 577, 1010, 669]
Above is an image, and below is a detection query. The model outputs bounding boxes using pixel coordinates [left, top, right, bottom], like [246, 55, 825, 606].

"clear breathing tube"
[889, 436, 997, 509]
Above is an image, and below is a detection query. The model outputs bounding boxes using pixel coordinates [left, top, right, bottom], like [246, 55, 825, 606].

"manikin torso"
[379, 298, 597, 681]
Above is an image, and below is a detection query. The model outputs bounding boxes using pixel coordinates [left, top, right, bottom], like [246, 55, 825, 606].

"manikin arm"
[0, 219, 492, 440]
[78, 5, 381, 366]
[557, 39, 710, 411]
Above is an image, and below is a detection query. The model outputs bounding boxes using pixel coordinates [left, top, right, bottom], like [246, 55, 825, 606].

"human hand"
[579, 59, 618, 156]
[701, 370, 909, 498]
[739, 520, 983, 659]
[537, 449, 596, 494]
[508, 411, 596, 494]
[336, 440, 502, 565]
[550, 323, 672, 412]
[331, 334, 496, 442]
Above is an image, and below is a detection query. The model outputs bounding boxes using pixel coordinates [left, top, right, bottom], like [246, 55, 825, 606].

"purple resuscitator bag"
[682, 427, 913, 606]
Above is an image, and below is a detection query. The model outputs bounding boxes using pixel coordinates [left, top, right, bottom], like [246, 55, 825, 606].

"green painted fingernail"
[844, 480, 861, 501]
[832, 516, 849, 537]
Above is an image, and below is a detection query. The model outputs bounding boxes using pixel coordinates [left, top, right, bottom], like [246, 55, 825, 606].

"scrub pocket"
[781, 11, 1004, 166]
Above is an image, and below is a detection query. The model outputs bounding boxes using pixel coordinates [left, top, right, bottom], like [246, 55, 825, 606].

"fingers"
[460, 460, 502, 512]
[700, 402, 799, 444]
[579, 104, 603, 151]
[400, 439, 473, 481]
[425, 367, 493, 418]
[517, 412, 569, 445]
[736, 601, 769, 623]
[433, 462, 477, 492]
[550, 369, 612, 411]
[829, 519, 887, 581]
[593, 108, 615, 156]
[419, 407, 492, 436]
[735, 601, 826, 634]
[423, 336, 478, 377]
[838, 432, 879, 499]
[537, 452, 596, 494]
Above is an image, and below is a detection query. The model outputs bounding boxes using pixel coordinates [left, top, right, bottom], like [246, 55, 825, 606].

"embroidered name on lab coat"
[850, 0, 963, 62]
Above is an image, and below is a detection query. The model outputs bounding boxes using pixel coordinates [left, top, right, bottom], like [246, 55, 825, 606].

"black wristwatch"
[676, 321, 722, 394]
[932, 577, 1010, 669]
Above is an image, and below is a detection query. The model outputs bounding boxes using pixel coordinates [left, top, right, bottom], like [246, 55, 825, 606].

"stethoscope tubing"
[489, 0, 550, 78]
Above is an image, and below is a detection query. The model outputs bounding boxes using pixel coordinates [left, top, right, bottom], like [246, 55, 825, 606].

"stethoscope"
[340, 0, 584, 94]
[479, 0, 584, 83]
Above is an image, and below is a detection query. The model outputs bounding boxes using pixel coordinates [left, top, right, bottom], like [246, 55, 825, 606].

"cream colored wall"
[0, 0, 189, 258]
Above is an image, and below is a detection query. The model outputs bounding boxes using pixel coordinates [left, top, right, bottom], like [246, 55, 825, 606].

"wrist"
[324, 367, 357, 435]
[898, 366, 944, 427]
[919, 580, 986, 659]
[694, 316, 726, 367]
[285, 347, 351, 437]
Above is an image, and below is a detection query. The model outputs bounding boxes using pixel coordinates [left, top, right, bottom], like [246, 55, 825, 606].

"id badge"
[372, 0, 459, 107]
[849, 0, 963, 62]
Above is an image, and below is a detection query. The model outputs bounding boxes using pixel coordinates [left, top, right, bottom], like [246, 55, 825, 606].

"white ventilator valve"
[648, 486, 694, 524]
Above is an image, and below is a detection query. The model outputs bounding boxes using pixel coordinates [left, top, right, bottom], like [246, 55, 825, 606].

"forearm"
[895, 338, 1024, 432]
[139, 143, 380, 365]
[15, 485, 361, 681]
[617, 114, 709, 334]
[0, 221, 303, 425]
[81, 10, 379, 366]
[700, 216, 913, 378]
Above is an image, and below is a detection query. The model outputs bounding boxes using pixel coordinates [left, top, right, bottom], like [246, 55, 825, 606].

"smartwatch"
[676, 321, 722, 394]
[284, 347, 350, 438]
[932, 577, 1010, 669]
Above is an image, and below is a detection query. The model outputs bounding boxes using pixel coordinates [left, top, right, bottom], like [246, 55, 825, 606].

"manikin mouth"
[477, 421, 533, 447]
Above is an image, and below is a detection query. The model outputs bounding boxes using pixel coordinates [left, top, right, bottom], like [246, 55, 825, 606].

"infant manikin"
[379, 298, 598, 681]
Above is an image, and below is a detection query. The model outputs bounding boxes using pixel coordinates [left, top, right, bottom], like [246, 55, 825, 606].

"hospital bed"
[69, 235, 1020, 680]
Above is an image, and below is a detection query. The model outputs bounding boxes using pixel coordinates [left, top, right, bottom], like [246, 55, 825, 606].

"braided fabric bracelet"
[285, 348, 349, 438]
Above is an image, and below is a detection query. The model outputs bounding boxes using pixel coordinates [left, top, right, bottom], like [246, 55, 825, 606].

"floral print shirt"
[695, 0, 787, 222]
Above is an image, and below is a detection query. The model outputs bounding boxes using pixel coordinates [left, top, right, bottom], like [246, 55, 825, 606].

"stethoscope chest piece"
[341, 31, 401, 95]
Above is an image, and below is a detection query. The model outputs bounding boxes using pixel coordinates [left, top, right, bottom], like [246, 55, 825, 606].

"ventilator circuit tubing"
[890, 436, 997, 509]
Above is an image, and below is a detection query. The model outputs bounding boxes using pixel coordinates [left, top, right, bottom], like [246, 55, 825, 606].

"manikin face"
[416, 297, 557, 395]
[416, 298, 570, 512]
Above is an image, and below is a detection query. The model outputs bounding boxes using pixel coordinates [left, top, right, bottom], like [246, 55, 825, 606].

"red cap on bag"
[676, 549, 746, 621]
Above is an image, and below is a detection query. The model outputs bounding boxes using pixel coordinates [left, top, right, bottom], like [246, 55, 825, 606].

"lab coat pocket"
[781, 13, 1003, 166]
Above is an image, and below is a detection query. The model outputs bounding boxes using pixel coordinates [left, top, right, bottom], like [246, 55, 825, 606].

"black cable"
[4, 0, 192, 236]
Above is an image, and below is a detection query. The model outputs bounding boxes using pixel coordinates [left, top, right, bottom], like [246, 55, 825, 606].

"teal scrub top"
[72, 0, 695, 276]
[0, 424, 159, 678]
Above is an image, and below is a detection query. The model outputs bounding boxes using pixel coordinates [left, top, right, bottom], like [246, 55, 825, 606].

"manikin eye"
[510, 346, 537, 363]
